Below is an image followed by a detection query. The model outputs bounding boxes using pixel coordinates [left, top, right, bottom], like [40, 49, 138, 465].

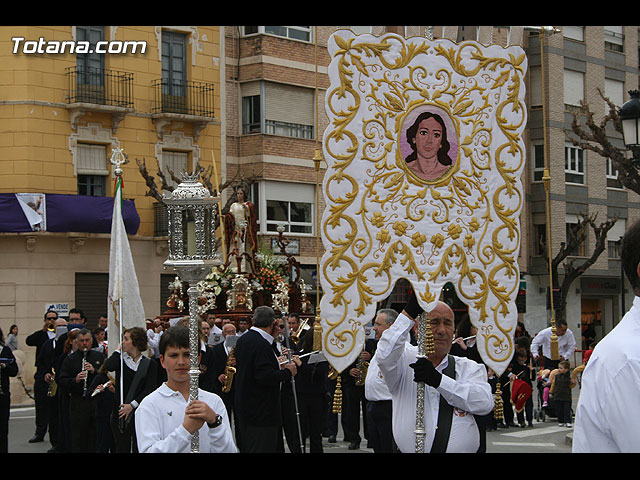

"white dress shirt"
[531, 326, 576, 361]
[364, 353, 392, 402]
[572, 296, 640, 453]
[375, 313, 493, 453]
[135, 383, 237, 453]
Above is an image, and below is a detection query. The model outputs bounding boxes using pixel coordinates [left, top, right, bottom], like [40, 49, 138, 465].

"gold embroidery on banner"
[322, 33, 525, 370]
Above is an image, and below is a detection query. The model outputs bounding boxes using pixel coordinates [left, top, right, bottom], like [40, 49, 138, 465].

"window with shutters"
[255, 181, 314, 235]
[77, 143, 108, 196]
[564, 69, 584, 107]
[566, 215, 586, 257]
[161, 150, 190, 189]
[242, 26, 311, 42]
[604, 26, 624, 53]
[607, 158, 622, 189]
[531, 142, 545, 182]
[241, 81, 314, 140]
[562, 26, 584, 42]
[607, 218, 625, 259]
[565, 144, 585, 185]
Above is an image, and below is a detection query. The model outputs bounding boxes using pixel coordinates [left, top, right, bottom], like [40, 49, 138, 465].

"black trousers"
[298, 393, 326, 453]
[280, 388, 302, 453]
[69, 396, 96, 453]
[0, 394, 9, 453]
[365, 400, 394, 453]
[240, 423, 281, 453]
[33, 378, 49, 437]
[542, 356, 560, 371]
[555, 399, 572, 424]
[110, 411, 137, 453]
[341, 382, 367, 443]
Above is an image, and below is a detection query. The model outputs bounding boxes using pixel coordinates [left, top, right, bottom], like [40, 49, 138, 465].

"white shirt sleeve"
[437, 359, 493, 416]
[135, 397, 193, 453]
[374, 313, 413, 394]
[561, 329, 577, 360]
[530, 328, 547, 358]
[204, 394, 238, 453]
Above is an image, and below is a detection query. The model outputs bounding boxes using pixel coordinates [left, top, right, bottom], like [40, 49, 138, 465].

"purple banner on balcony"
[0, 193, 140, 235]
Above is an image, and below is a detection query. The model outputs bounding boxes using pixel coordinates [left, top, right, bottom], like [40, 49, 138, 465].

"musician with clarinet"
[58, 328, 105, 453]
[375, 294, 493, 453]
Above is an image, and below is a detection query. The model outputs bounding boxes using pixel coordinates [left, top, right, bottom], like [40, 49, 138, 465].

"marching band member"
[233, 306, 298, 453]
[364, 308, 398, 453]
[57, 328, 105, 453]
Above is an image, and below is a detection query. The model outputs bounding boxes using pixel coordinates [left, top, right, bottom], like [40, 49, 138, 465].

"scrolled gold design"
[320, 31, 526, 375]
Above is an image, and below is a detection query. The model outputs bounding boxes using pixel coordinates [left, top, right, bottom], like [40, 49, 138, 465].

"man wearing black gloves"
[375, 294, 494, 453]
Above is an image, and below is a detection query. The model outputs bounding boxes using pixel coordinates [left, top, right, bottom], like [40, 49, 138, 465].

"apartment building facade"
[523, 26, 640, 351]
[0, 26, 223, 393]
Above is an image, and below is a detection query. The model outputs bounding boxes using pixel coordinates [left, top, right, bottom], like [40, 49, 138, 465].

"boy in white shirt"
[135, 326, 237, 453]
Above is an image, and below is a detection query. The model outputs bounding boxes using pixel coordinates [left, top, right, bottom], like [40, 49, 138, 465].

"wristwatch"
[207, 414, 223, 428]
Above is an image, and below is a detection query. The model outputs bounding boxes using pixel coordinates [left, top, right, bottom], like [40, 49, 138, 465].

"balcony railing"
[152, 79, 215, 117]
[66, 66, 134, 108]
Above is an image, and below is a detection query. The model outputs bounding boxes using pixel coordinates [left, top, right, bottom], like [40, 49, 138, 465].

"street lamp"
[163, 172, 220, 453]
[618, 89, 640, 168]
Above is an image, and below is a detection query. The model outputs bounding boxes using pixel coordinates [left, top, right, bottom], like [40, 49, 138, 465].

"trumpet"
[290, 318, 310, 343]
[221, 347, 236, 393]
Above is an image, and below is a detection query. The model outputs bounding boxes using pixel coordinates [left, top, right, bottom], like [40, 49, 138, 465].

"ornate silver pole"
[414, 311, 428, 453]
[425, 26, 434, 40]
[281, 311, 305, 454]
[163, 173, 220, 453]
[184, 274, 206, 452]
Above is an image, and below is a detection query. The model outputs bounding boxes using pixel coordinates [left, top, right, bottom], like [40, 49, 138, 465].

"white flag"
[107, 176, 146, 354]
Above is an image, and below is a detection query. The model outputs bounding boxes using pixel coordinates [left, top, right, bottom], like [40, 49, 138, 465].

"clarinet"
[82, 349, 88, 396]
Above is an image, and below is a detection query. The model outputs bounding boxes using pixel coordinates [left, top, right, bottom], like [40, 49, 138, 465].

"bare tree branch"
[544, 212, 618, 322]
[569, 88, 640, 194]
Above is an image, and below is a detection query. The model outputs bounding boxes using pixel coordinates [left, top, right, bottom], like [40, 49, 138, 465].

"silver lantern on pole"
[163, 172, 220, 453]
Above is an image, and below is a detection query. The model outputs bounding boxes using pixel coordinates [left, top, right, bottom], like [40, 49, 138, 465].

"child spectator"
[548, 360, 576, 427]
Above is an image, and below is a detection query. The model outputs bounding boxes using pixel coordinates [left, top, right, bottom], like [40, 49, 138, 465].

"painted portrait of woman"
[401, 107, 457, 182]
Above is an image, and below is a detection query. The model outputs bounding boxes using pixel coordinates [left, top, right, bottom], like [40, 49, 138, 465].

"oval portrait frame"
[397, 103, 460, 185]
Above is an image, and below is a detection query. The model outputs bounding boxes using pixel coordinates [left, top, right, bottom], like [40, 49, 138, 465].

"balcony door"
[76, 26, 105, 103]
[161, 31, 187, 113]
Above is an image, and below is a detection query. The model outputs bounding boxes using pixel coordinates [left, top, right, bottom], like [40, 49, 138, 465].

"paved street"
[8, 403, 573, 454]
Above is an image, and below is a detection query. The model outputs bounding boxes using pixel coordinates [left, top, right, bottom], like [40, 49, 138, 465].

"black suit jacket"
[234, 329, 291, 427]
[209, 342, 230, 397]
[58, 349, 105, 399]
[26, 329, 53, 368]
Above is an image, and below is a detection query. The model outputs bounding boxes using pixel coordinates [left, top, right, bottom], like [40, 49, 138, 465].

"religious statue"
[224, 186, 258, 273]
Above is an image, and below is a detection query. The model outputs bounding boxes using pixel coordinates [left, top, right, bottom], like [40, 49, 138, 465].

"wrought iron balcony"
[152, 79, 215, 117]
[65, 66, 134, 108]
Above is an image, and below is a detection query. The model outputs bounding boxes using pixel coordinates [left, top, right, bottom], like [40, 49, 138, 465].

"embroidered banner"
[319, 30, 527, 375]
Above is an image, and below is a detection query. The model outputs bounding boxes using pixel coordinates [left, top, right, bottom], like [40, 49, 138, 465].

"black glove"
[404, 292, 423, 319]
[410, 357, 442, 388]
